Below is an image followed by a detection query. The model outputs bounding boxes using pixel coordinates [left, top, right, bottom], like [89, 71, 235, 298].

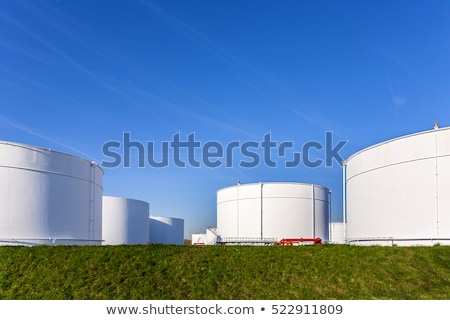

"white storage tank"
[216, 182, 331, 243]
[191, 227, 219, 245]
[0, 141, 103, 246]
[149, 216, 184, 244]
[330, 222, 346, 244]
[344, 125, 450, 246]
[191, 233, 207, 245]
[102, 196, 150, 245]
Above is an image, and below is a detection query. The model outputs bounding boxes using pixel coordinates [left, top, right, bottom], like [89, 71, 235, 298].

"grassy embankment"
[0, 244, 448, 299]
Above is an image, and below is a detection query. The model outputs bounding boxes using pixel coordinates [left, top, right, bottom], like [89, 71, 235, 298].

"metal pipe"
[435, 130, 440, 239]
[260, 182, 264, 240]
[237, 182, 240, 238]
[312, 185, 316, 238]
[342, 160, 347, 243]
[328, 189, 332, 243]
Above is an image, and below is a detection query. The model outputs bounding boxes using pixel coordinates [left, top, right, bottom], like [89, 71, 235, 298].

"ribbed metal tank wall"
[216, 182, 330, 242]
[0, 141, 103, 245]
[102, 196, 150, 245]
[149, 216, 184, 244]
[345, 126, 450, 246]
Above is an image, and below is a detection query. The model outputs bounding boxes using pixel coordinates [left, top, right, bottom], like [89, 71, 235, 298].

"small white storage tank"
[149, 216, 184, 244]
[330, 222, 346, 244]
[345, 125, 450, 246]
[216, 182, 331, 242]
[192, 227, 219, 245]
[192, 233, 206, 245]
[102, 196, 150, 245]
[0, 141, 103, 245]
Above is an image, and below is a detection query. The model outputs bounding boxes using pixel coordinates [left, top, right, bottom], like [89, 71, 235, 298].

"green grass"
[0, 244, 449, 299]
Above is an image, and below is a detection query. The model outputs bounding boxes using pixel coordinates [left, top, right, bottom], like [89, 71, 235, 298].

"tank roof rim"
[0, 140, 104, 172]
[216, 181, 330, 193]
[345, 126, 450, 163]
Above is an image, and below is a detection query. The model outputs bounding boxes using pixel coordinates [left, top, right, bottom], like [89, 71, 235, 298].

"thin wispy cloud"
[1, 1, 265, 139]
[14, 0, 142, 78]
[359, 38, 411, 72]
[119, 69, 266, 139]
[386, 71, 408, 113]
[0, 8, 131, 101]
[0, 39, 65, 72]
[0, 65, 117, 125]
[138, 0, 288, 96]
[291, 109, 363, 150]
[0, 114, 97, 161]
[139, 0, 252, 72]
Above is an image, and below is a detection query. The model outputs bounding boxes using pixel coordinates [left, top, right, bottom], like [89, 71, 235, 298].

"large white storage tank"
[345, 125, 450, 246]
[102, 196, 150, 245]
[149, 216, 184, 244]
[216, 182, 331, 242]
[0, 141, 103, 245]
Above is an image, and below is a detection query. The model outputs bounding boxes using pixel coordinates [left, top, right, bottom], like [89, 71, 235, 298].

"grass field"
[0, 244, 449, 300]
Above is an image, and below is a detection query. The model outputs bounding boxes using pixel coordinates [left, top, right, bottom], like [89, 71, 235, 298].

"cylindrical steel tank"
[149, 216, 184, 244]
[330, 222, 346, 244]
[0, 141, 103, 245]
[191, 233, 206, 245]
[102, 196, 150, 245]
[216, 182, 330, 242]
[345, 126, 450, 246]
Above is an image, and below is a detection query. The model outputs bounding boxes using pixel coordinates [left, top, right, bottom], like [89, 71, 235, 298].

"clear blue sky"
[1, 0, 450, 238]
